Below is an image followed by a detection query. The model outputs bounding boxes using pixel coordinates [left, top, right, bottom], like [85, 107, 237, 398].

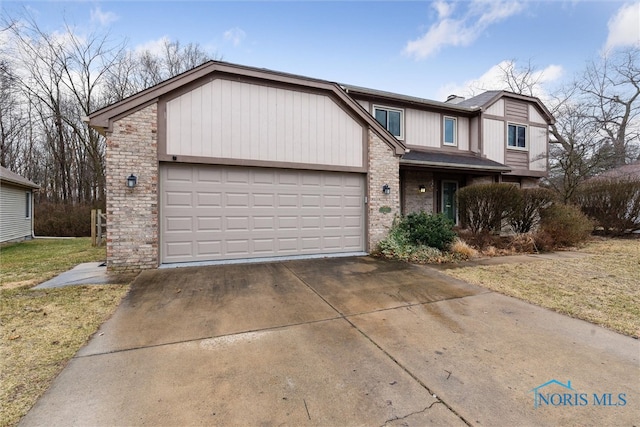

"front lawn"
[443, 238, 640, 337]
[0, 238, 130, 427]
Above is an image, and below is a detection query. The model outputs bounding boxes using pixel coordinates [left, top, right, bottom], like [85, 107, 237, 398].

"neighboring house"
[88, 61, 554, 271]
[0, 166, 39, 243]
[590, 159, 640, 181]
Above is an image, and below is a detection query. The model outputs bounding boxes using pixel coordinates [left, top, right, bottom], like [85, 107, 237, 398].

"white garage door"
[160, 164, 366, 264]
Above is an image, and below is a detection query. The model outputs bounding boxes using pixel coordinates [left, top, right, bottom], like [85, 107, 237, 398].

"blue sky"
[3, 1, 639, 101]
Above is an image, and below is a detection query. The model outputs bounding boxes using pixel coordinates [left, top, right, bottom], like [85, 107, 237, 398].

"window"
[25, 192, 31, 219]
[443, 117, 457, 145]
[508, 123, 527, 149]
[373, 105, 403, 139]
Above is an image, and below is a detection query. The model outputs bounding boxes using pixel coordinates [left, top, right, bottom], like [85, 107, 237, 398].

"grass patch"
[0, 238, 130, 427]
[1, 238, 106, 289]
[443, 238, 640, 337]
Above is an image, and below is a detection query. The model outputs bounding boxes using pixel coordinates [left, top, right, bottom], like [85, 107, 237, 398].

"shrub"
[538, 203, 593, 248]
[574, 178, 640, 235]
[508, 188, 556, 233]
[457, 183, 520, 234]
[34, 202, 101, 237]
[450, 238, 478, 258]
[396, 211, 456, 251]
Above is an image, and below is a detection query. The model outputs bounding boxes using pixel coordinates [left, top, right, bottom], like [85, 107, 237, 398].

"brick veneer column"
[105, 104, 158, 272]
[367, 130, 400, 251]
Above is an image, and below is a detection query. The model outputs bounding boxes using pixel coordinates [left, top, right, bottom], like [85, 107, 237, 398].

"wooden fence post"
[91, 209, 97, 246]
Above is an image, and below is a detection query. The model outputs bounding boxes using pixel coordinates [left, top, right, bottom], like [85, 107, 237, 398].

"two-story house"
[88, 61, 554, 271]
[345, 86, 554, 224]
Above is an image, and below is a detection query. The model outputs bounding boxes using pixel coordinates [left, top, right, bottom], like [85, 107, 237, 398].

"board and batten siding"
[0, 184, 32, 243]
[405, 109, 440, 148]
[457, 116, 469, 151]
[483, 119, 505, 164]
[529, 105, 546, 124]
[529, 126, 548, 171]
[485, 99, 504, 116]
[166, 79, 364, 168]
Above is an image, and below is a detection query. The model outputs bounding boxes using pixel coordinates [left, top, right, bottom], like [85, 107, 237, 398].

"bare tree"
[578, 48, 640, 167]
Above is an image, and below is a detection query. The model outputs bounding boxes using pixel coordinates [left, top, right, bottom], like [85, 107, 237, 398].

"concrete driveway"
[20, 257, 639, 426]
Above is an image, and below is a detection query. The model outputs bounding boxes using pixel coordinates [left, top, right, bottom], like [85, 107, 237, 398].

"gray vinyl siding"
[0, 184, 33, 243]
[166, 78, 364, 168]
[505, 150, 529, 169]
[505, 100, 529, 121]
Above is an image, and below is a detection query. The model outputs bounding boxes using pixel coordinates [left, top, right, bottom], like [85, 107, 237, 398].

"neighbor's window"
[25, 192, 31, 219]
[443, 117, 457, 146]
[508, 123, 527, 149]
[373, 105, 403, 139]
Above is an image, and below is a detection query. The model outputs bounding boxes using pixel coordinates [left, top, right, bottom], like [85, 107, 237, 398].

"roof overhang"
[400, 150, 511, 173]
[88, 61, 407, 156]
[0, 166, 39, 189]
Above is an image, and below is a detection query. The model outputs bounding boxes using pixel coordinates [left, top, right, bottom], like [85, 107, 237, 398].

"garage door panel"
[166, 217, 193, 232]
[197, 193, 221, 206]
[161, 164, 365, 263]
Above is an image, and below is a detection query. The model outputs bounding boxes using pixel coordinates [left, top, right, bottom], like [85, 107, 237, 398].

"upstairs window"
[373, 105, 403, 139]
[443, 117, 457, 146]
[508, 123, 527, 149]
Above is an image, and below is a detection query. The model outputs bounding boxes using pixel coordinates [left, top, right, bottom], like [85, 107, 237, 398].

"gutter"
[400, 159, 511, 172]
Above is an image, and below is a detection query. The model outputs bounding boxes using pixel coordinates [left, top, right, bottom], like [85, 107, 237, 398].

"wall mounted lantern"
[419, 185, 426, 193]
[126, 174, 138, 188]
[382, 184, 391, 195]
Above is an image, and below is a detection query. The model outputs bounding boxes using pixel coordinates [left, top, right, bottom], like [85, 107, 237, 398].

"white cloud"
[604, 2, 640, 51]
[436, 60, 564, 103]
[404, 0, 526, 60]
[134, 36, 170, 56]
[90, 7, 119, 27]
[223, 27, 246, 47]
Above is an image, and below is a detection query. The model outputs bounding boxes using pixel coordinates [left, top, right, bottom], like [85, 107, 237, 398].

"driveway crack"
[379, 401, 441, 427]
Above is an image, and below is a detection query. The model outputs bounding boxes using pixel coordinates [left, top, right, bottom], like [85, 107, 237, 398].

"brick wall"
[367, 130, 400, 250]
[402, 170, 434, 214]
[106, 104, 159, 272]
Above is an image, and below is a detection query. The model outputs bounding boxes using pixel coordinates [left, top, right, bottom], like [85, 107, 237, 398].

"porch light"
[419, 185, 426, 193]
[126, 174, 138, 188]
[382, 184, 391, 195]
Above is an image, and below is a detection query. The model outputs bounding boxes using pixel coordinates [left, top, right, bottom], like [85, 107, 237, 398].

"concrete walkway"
[34, 262, 134, 288]
[20, 257, 639, 426]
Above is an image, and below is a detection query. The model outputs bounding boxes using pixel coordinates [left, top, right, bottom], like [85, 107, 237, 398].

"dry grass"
[443, 238, 640, 337]
[0, 239, 130, 427]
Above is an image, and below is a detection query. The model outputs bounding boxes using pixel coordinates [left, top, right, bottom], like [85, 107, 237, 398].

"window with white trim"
[373, 105, 403, 139]
[508, 123, 527, 149]
[25, 192, 31, 219]
[443, 116, 457, 146]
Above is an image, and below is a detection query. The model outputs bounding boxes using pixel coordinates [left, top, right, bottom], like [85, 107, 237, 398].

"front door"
[442, 181, 458, 224]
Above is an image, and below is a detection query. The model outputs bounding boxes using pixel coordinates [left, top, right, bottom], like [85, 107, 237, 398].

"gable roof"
[0, 166, 39, 189]
[458, 90, 555, 124]
[88, 60, 407, 156]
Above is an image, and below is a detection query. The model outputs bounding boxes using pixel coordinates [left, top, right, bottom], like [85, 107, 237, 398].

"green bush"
[397, 211, 456, 251]
[574, 178, 640, 235]
[508, 187, 556, 233]
[538, 203, 593, 247]
[376, 213, 461, 263]
[457, 183, 520, 234]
